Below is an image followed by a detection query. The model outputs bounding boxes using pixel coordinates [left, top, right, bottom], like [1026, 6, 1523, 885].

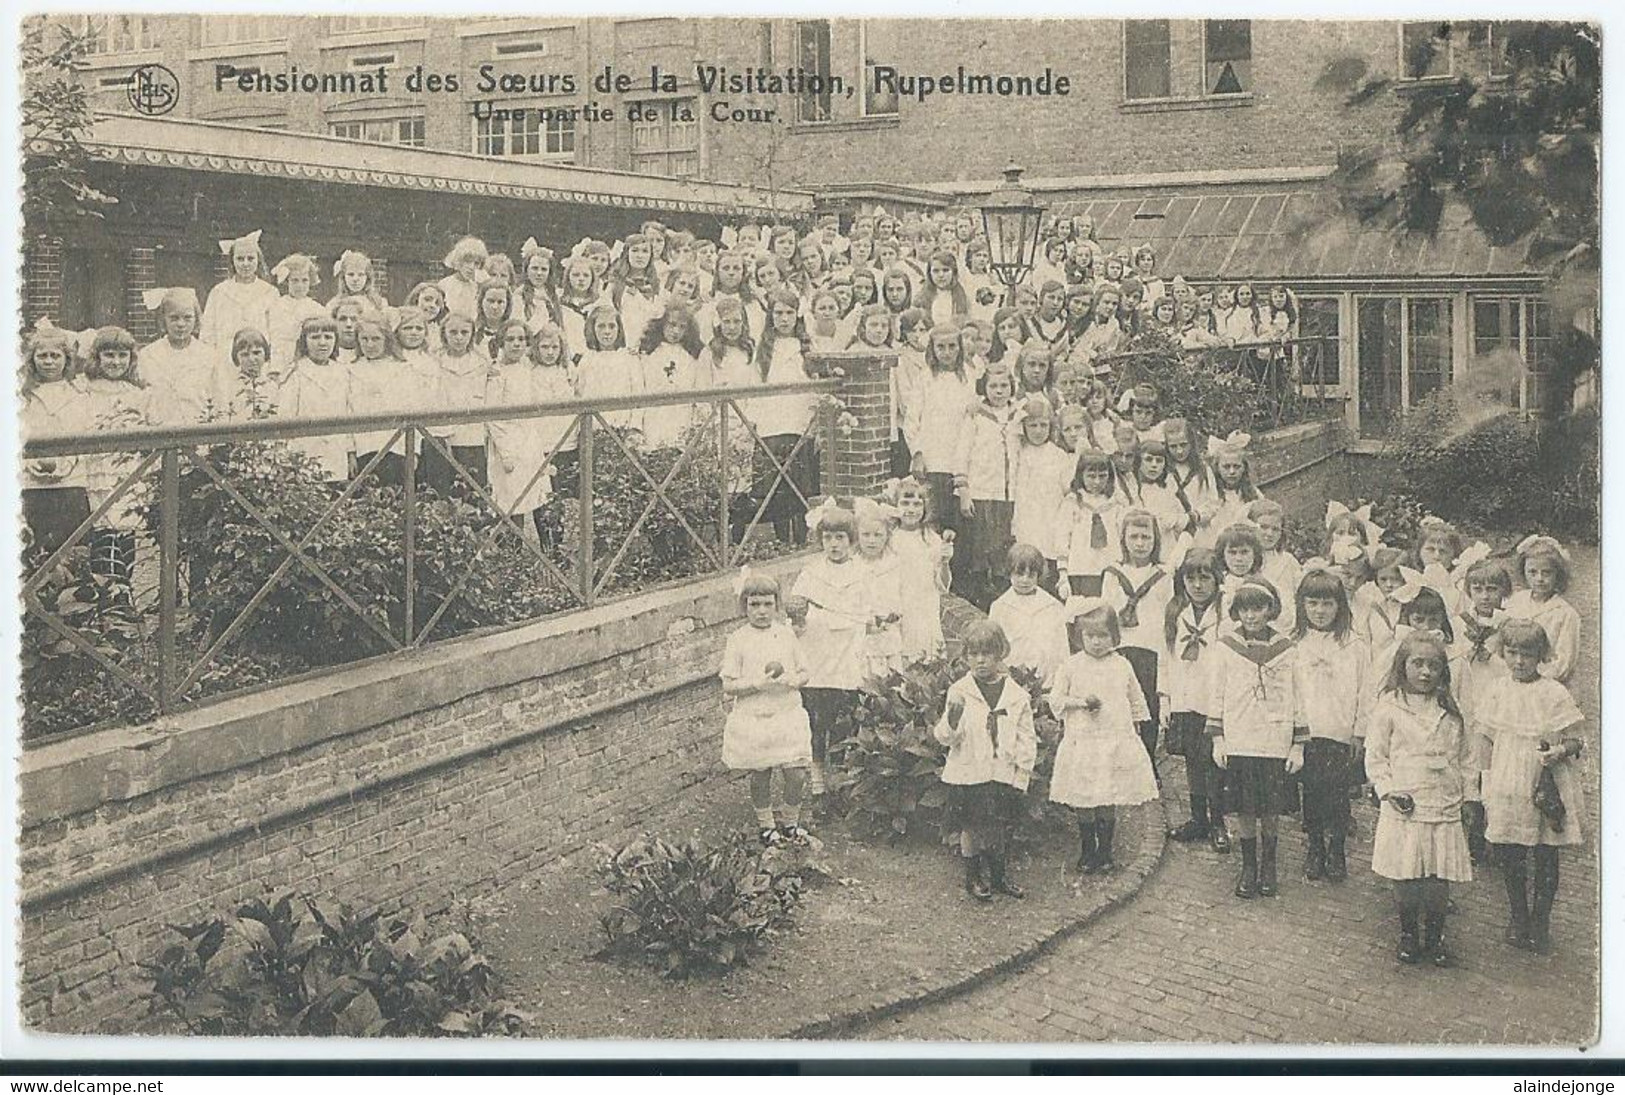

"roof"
[67, 113, 815, 218]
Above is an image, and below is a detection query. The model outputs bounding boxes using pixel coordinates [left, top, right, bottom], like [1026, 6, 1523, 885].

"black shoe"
[1169, 819, 1209, 843]
[1424, 917, 1452, 968]
[966, 855, 993, 901]
[1398, 931, 1423, 964]
[1258, 835, 1279, 897]
[1210, 827, 1232, 854]
[1305, 832, 1326, 881]
[759, 827, 784, 847]
[1326, 835, 1348, 882]
[1504, 922, 1535, 950]
[1235, 838, 1259, 899]
[779, 824, 810, 846]
[989, 854, 1025, 899]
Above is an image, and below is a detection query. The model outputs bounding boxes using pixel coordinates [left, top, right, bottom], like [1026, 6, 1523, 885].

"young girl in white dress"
[266, 254, 328, 366]
[201, 229, 280, 351]
[989, 543, 1069, 685]
[720, 570, 813, 845]
[1478, 619, 1586, 954]
[1365, 630, 1475, 967]
[1503, 535, 1581, 684]
[1049, 601, 1159, 875]
[887, 477, 952, 664]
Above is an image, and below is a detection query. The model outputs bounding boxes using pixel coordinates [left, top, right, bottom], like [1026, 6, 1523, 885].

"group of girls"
[718, 401, 1588, 966]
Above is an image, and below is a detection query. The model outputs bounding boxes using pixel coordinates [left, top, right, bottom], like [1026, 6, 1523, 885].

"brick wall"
[18, 554, 805, 1033]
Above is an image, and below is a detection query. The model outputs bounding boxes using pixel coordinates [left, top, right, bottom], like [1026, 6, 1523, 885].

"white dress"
[989, 587, 1069, 683]
[859, 550, 906, 677]
[576, 348, 645, 434]
[1503, 590, 1581, 683]
[486, 364, 575, 515]
[719, 622, 813, 770]
[1048, 650, 1158, 808]
[279, 359, 353, 480]
[200, 277, 280, 350]
[1479, 675, 1586, 847]
[1365, 693, 1474, 882]
[638, 344, 701, 449]
[140, 337, 229, 425]
[791, 556, 869, 690]
[890, 526, 948, 662]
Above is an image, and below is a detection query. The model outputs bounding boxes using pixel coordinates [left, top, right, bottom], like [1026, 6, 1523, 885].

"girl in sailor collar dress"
[1477, 619, 1586, 954]
[1365, 630, 1475, 967]
[788, 502, 869, 796]
[1058, 448, 1129, 602]
[139, 288, 229, 426]
[201, 230, 280, 352]
[1160, 548, 1229, 851]
[721, 570, 814, 846]
[1503, 536, 1581, 684]
[1102, 509, 1175, 768]
[1203, 431, 1264, 549]
[936, 619, 1038, 901]
[1049, 601, 1159, 875]
[1207, 577, 1308, 900]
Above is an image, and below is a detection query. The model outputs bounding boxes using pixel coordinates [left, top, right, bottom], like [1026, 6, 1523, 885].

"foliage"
[829, 658, 1062, 844]
[1105, 329, 1275, 439]
[593, 833, 803, 979]
[21, 18, 117, 233]
[139, 892, 530, 1037]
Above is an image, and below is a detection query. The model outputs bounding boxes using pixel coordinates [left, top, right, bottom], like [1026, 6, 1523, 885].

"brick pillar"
[371, 257, 391, 303]
[23, 236, 63, 328]
[124, 246, 158, 342]
[809, 349, 896, 503]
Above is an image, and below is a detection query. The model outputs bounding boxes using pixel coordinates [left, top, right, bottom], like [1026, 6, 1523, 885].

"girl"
[1220, 283, 1261, 346]
[428, 306, 490, 494]
[893, 307, 932, 472]
[518, 238, 562, 330]
[20, 320, 91, 557]
[1065, 284, 1124, 377]
[1050, 601, 1159, 874]
[805, 289, 848, 353]
[880, 267, 915, 331]
[1179, 297, 1226, 350]
[705, 298, 761, 390]
[280, 316, 352, 483]
[1479, 619, 1586, 954]
[1308, 500, 1381, 572]
[1208, 577, 1306, 899]
[1133, 245, 1165, 307]
[961, 365, 1024, 609]
[332, 249, 390, 312]
[1058, 449, 1128, 600]
[754, 255, 788, 297]
[1011, 396, 1072, 592]
[486, 320, 573, 543]
[1205, 431, 1262, 547]
[751, 289, 818, 545]
[1365, 631, 1475, 966]
[937, 619, 1038, 901]
[853, 498, 905, 678]
[582, 238, 615, 285]
[636, 302, 703, 450]
[1148, 297, 1178, 331]
[1128, 440, 1189, 555]
[1455, 557, 1512, 864]
[1294, 567, 1370, 882]
[850, 268, 879, 313]
[917, 250, 972, 326]
[473, 283, 518, 360]
[1214, 522, 1266, 602]
[720, 571, 813, 846]
[138, 287, 227, 425]
[1159, 548, 1229, 850]
[1029, 281, 1068, 350]
[1109, 422, 1140, 494]
[889, 476, 952, 663]
[905, 322, 976, 584]
[1504, 535, 1580, 683]
[990, 543, 1069, 683]
[481, 253, 517, 289]
[220, 328, 282, 421]
[847, 302, 907, 478]
[80, 327, 152, 602]
[698, 250, 763, 342]
[1032, 238, 1070, 292]
[1123, 383, 1162, 444]
[1074, 377, 1119, 453]
[576, 304, 644, 435]
[1262, 285, 1297, 343]
[989, 307, 1029, 368]
[348, 313, 410, 488]
[1012, 342, 1058, 411]
[787, 502, 868, 796]
[267, 253, 328, 365]
[1359, 548, 1414, 651]
[1162, 418, 1216, 541]
[201, 229, 279, 351]
[438, 236, 489, 322]
[1413, 517, 1470, 609]
[1102, 509, 1174, 767]
[557, 255, 603, 362]
[665, 264, 705, 314]
[1250, 499, 1302, 633]
[405, 282, 449, 354]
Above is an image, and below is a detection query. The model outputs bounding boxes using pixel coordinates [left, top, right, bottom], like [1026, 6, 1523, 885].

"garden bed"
[481, 771, 1162, 1041]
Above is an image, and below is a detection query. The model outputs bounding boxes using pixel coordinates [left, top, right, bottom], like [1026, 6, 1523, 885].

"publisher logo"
[128, 64, 179, 116]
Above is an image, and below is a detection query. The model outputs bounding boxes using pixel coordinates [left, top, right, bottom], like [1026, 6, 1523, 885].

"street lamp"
[980, 161, 1044, 306]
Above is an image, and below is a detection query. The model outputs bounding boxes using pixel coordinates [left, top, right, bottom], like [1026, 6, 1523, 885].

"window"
[1406, 298, 1452, 405]
[1297, 295, 1341, 387]
[199, 16, 288, 47]
[757, 22, 773, 69]
[861, 22, 899, 117]
[329, 16, 425, 34]
[330, 117, 425, 147]
[473, 108, 575, 160]
[1203, 21, 1251, 96]
[1355, 295, 1455, 438]
[630, 99, 699, 177]
[1401, 22, 1453, 80]
[1123, 20, 1172, 102]
[77, 15, 156, 55]
[349, 52, 398, 70]
[1486, 21, 1514, 78]
[493, 40, 549, 57]
[1473, 296, 1553, 413]
[796, 20, 832, 122]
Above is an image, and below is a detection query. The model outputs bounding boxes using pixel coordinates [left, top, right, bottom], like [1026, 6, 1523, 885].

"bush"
[1107, 329, 1271, 440]
[593, 833, 803, 978]
[139, 891, 529, 1037]
[1389, 391, 1598, 541]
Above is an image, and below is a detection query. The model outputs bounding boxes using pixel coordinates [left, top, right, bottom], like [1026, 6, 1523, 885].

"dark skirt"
[1226, 754, 1290, 818]
[1300, 738, 1353, 832]
[966, 498, 1015, 584]
[356, 451, 407, 491]
[418, 441, 489, 498]
[23, 486, 90, 558]
[945, 781, 1025, 839]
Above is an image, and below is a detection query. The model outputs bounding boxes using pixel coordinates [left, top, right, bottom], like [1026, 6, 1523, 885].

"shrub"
[593, 833, 803, 978]
[1105, 329, 1271, 440]
[139, 892, 529, 1037]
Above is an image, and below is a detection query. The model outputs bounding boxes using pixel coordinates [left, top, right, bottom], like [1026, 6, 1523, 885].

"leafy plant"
[1103, 329, 1277, 440]
[593, 833, 803, 979]
[22, 17, 117, 235]
[139, 891, 530, 1037]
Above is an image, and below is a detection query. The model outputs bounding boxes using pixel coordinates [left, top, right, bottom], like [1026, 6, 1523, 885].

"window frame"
[628, 97, 700, 178]
[470, 104, 577, 162]
[1471, 294, 1552, 414]
[1122, 19, 1174, 103]
[199, 15, 290, 48]
[74, 14, 158, 56]
[1399, 21, 1455, 82]
[1199, 20, 1253, 98]
[859, 21, 900, 118]
[1294, 292, 1345, 393]
[795, 19, 834, 123]
[329, 115, 427, 148]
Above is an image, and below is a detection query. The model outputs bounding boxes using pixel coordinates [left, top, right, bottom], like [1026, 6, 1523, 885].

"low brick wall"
[18, 555, 805, 1033]
[1250, 417, 1352, 520]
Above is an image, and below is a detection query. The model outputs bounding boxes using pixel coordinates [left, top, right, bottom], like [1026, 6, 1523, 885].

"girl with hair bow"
[1504, 535, 1581, 683]
[139, 286, 230, 425]
[267, 253, 329, 365]
[438, 236, 489, 322]
[201, 228, 279, 351]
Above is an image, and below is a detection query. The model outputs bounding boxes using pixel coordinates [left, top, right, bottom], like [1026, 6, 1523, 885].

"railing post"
[157, 446, 179, 713]
[717, 400, 732, 568]
[402, 425, 416, 645]
[578, 413, 595, 607]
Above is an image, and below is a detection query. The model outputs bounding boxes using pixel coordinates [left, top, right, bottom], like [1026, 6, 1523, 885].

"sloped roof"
[1052, 187, 1541, 281]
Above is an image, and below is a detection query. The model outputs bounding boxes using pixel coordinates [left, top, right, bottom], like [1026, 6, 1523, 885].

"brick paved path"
[859, 549, 1600, 1047]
